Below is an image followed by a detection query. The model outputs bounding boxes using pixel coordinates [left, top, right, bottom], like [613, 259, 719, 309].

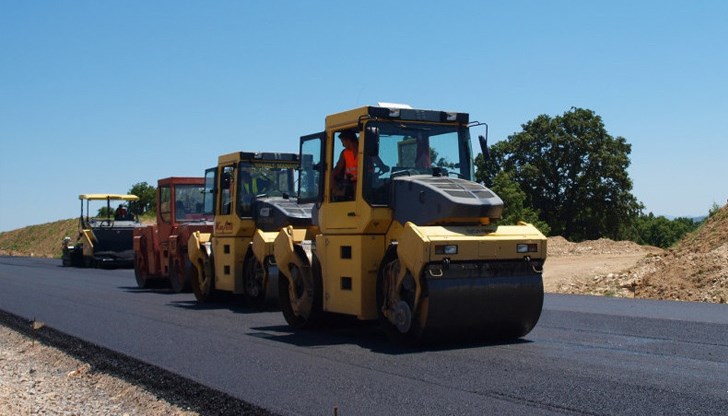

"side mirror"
[364, 127, 380, 156]
[478, 135, 490, 160]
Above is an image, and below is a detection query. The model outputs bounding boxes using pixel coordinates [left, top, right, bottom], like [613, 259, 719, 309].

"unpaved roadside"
[0, 325, 198, 416]
[0, 310, 274, 416]
[543, 252, 647, 294]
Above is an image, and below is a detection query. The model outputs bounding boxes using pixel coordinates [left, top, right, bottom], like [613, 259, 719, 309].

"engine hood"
[390, 175, 503, 225]
[253, 197, 313, 232]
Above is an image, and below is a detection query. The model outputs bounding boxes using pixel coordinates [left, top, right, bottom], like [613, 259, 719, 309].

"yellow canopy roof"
[78, 194, 139, 201]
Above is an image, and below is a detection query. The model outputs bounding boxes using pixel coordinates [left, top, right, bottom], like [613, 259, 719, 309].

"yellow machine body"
[275, 105, 547, 341]
[187, 151, 312, 303]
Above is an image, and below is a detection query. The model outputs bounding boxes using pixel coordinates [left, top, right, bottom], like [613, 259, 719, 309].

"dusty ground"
[543, 236, 665, 298]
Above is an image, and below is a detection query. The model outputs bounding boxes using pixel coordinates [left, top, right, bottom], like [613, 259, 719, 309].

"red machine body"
[133, 177, 213, 292]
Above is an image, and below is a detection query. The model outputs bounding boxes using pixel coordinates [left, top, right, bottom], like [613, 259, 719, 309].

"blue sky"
[1, 1, 727, 232]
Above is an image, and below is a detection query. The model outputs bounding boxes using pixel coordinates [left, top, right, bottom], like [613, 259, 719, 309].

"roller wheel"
[62, 252, 72, 267]
[184, 261, 198, 295]
[84, 256, 96, 269]
[279, 253, 321, 328]
[168, 257, 190, 293]
[243, 255, 266, 307]
[134, 254, 150, 289]
[377, 253, 424, 344]
[190, 260, 216, 302]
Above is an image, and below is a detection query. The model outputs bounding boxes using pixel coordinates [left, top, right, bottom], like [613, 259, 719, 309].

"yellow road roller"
[188, 151, 312, 305]
[274, 105, 547, 342]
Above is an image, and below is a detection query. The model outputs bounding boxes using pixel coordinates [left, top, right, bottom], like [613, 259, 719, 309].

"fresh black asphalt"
[1, 256, 726, 415]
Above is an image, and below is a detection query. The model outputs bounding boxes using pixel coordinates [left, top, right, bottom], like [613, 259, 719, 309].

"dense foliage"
[476, 107, 642, 242]
[633, 213, 700, 248]
[634, 203, 722, 249]
[96, 206, 115, 217]
[489, 171, 551, 234]
[128, 182, 157, 216]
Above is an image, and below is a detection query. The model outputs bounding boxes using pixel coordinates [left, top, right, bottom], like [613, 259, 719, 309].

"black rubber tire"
[243, 255, 266, 308]
[279, 252, 322, 329]
[83, 256, 95, 269]
[190, 260, 217, 303]
[376, 248, 425, 345]
[168, 257, 189, 293]
[134, 253, 149, 289]
[62, 252, 72, 267]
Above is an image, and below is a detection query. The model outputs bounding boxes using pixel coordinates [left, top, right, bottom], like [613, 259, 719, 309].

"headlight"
[517, 243, 538, 253]
[435, 244, 458, 255]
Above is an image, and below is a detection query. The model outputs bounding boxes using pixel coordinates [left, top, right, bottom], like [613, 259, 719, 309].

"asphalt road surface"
[1, 256, 726, 415]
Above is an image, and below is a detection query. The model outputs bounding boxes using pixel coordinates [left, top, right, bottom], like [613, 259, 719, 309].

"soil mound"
[545, 236, 663, 296]
[569, 205, 728, 303]
[630, 204, 728, 303]
[548, 236, 657, 256]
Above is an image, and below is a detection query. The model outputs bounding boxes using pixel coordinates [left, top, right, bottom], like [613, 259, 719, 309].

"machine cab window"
[362, 122, 472, 206]
[298, 133, 325, 204]
[159, 185, 172, 223]
[331, 129, 360, 202]
[219, 166, 235, 215]
[174, 184, 207, 221]
[203, 167, 216, 215]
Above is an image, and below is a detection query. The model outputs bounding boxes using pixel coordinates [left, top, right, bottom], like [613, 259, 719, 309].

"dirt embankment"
[546, 204, 728, 304]
[0, 218, 78, 259]
[603, 205, 728, 303]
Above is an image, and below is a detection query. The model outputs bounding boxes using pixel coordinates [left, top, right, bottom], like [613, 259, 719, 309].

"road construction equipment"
[274, 105, 547, 342]
[187, 152, 313, 305]
[62, 194, 141, 268]
[133, 177, 213, 292]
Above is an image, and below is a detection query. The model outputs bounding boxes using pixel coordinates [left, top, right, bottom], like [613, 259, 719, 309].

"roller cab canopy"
[65, 193, 141, 268]
[79, 194, 140, 201]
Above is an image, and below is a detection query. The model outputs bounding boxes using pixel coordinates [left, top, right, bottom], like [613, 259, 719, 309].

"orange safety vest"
[343, 149, 358, 181]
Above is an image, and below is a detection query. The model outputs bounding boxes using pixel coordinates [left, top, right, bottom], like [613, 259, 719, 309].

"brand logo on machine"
[215, 221, 233, 233]
[259, 207, 271, 217]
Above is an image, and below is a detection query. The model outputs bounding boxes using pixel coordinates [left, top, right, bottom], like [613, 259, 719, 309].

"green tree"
[128, 182, 157, 216]
[96, 206, 114, 218]
[476, 107, 642, 241]
[490, 171, 551, 235]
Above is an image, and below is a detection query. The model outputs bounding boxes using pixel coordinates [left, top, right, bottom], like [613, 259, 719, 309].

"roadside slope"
[0, 218, 77, 258]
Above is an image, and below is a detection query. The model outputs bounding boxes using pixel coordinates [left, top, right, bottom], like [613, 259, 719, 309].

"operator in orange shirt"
[332, 130, 359, 200]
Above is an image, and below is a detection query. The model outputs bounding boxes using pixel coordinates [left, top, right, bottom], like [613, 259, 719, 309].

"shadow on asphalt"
[167, 297, 280, 315]
[119, 283, 179, 293]
[246, 317, 533, 354]
[120, 282, 534, 354]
